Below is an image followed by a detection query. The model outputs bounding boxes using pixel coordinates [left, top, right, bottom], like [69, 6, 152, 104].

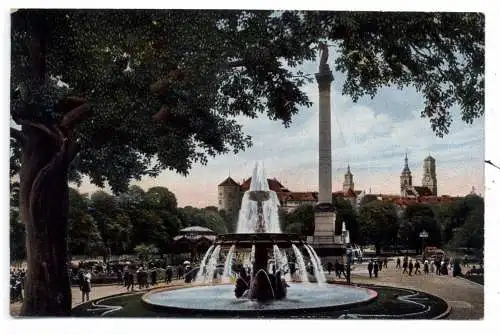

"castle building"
[217, 165, 362, 216]
[217, 176, 241, 222]
[400, 154, 437, 197]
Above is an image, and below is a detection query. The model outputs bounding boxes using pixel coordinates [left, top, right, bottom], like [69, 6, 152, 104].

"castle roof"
[344, 188, 357, 198]
[218, 177, 239, 187]
[240, 177, 289, 193]
[279, 192, 317, 202]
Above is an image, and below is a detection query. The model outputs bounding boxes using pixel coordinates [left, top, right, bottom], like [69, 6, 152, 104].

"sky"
[75, 44, 485, 207]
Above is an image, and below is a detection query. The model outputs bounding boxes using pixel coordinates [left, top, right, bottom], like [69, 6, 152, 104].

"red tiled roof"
[279, 192, 317, 202]
[218, 177, 240, 187]
[240, 177, 289, 192]
[345, 188, 357, 198]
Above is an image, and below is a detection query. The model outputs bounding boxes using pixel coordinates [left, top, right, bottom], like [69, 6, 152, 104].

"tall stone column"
[310, 46, 343, 263]
[315, 65, 334, 204]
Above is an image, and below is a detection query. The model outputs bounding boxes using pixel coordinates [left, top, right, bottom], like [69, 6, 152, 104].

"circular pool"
[142, 283, 377, 316]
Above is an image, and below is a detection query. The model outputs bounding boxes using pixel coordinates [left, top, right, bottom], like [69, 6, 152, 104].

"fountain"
[142, 162, 378, 316]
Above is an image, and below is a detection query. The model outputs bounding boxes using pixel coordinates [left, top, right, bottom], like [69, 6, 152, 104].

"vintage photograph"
[9, 9, 485, 319]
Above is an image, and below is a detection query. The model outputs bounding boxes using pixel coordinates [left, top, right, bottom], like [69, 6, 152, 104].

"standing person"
[396, 257, 401, 269]
[334, 260, 341, 278]
[373, 261, 379, 278]
[402, 259, 408, 274]
[166, 266, 173, 283]
[430, 260, 435, 274]
[408, 260, 414, 276]
[151, 267, 157, 286]
[367, 260, 374, 278]
[383, 257, 388, 268]
[424, 260, 429, 275]
[177, 265, 184, 280]
[414, 260, 421, 274]
[81, 269, 92, 302]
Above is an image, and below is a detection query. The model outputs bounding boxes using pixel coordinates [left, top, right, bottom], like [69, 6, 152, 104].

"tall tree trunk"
[19, 126, 71, 316]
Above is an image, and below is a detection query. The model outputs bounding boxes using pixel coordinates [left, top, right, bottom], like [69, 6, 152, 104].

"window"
[219, 200, 222, 205]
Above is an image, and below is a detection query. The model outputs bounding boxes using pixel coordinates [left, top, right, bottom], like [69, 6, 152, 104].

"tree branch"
[17, 119, 60, 144]
[65, 140, 81, 164]
[10, 127, 27, 145]
[60, 103, 91, 130]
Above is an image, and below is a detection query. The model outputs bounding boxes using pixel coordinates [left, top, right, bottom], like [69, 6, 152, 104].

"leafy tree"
[133, 243, 159, 264]
[447, 207, 484, 250]
[68, 188, 104, 256]
[144, 186, 177, 212]
[218, 208, 236, 233]
[9, 10, 483, 315]
[302, 12, 484, 137]
[282, 204, 315, 236]
[178, 207, 228, 234]
[89, 191, 133, 256]
[333, 197, 360, 244]
[359, 200, 399, 255]
[400, 203, 441, 253]
[359, 194, 378, 207]
[443, 195, 484, 250]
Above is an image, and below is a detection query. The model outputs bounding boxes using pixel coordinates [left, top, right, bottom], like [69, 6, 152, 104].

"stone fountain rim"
[140, 283, 379, 316]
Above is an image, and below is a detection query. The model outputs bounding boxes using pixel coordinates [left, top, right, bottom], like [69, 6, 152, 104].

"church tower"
[400, 153, 412, 196]
[343, 164, 354, 194]
[422, 156, 437, 195]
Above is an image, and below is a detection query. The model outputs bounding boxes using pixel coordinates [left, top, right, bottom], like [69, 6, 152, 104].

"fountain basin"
[142, 283, 378, 316]
[248, 190, 271, 202]
[215, 233, 306, 248]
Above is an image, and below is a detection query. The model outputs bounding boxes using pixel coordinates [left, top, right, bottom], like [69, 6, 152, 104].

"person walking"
[383, 257, 388, 268]
[408, 260, 414, 276]
[151, 267, 157, 286]
[166, 266, 173, 283]
[81, 269, 92, 302]
[424, 260, 429, 275]
[368, 260, 374, 278]
[396, 257, 401, 269]
[414, 260, 421, 274]
[334, 260, 341, 278]
[373, 261, 379, 278]
[402, 259, 408, 274]
[124, 270, 132, 291]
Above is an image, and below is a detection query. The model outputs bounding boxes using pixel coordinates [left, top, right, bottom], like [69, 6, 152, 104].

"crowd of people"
[10, 268, 26, 303]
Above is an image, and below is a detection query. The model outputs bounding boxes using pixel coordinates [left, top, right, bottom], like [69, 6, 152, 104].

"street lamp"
[419, 230, 429, 256]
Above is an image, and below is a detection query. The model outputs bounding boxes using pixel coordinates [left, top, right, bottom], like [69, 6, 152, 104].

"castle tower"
[342, 164, 354, 194]
[217, 176, 241, 221]
[422, 155, 437, 195]
[400, 153, 412, 196]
